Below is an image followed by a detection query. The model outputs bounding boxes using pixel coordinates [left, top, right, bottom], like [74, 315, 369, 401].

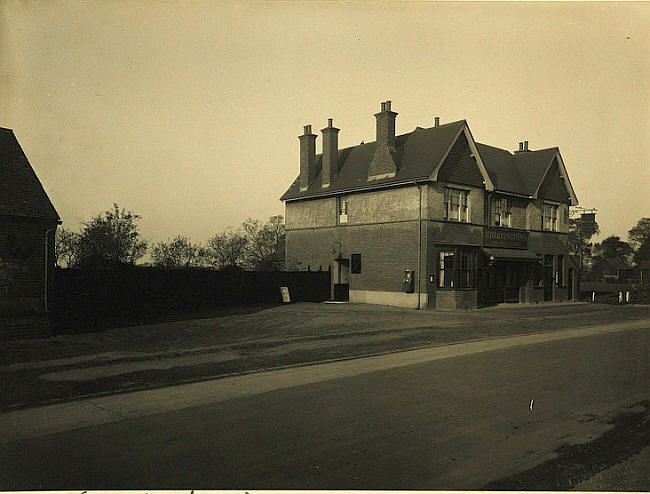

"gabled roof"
[281, 117, 578, 205]
[281, 120, 466, 201]
[475, 143, 527, 195]
[0, 127, 60, 221]
[513, 147, 559, 196]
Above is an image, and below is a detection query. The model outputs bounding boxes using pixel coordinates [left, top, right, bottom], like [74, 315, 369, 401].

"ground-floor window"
[457, 251, 477, 288]
[556, 255, 564, 285]
[439, 250, 454, 288]
[351, 253, 361, 274]
[438, 248, 477, 289]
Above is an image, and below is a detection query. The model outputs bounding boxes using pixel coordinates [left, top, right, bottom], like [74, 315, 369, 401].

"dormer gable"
[534, 150, 578, 205]
[430, 122, 494, 191]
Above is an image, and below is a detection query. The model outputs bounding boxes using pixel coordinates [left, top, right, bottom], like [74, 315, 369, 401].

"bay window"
[438, 249, 477, 289]
[438, 250, 454, 288]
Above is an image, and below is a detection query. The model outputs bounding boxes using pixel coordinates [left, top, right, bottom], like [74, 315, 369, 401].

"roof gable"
[437, 132, 484, 187]
[512, 147, 557, 196]
[538, 157, 569, 202]
[0, 128, 60, 221]
[475, 143, 526, 195]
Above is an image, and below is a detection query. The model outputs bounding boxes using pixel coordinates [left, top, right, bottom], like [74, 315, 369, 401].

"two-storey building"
[281, 102, 578, 309]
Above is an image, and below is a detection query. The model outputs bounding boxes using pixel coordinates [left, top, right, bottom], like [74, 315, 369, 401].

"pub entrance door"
[544, 255, 554, 301]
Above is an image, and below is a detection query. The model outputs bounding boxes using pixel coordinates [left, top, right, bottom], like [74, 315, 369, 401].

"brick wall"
[285, 197, 337, 230]
[436, 290, 477, 310]
[0, 219, 55, 314]
[286, 221, 421, 294]
[427, 182, 485, 224]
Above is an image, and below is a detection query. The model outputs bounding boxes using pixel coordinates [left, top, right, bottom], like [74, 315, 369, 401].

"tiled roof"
[475, 143, 527, 195]
[281, 119, 564, 202]
[0, 128, 60, 221]
[281, 121, 465, 200]
[512, 147, 559, 196]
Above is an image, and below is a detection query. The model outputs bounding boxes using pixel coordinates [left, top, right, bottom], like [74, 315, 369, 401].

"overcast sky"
[2, 1, 649, 246]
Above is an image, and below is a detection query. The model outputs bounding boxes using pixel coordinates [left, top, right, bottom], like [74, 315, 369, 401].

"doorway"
[333, 258, 349, 301]
[544, 255, 554, 302]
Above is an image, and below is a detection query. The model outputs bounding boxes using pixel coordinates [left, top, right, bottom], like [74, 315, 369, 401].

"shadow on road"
[483, 400, 650, 491]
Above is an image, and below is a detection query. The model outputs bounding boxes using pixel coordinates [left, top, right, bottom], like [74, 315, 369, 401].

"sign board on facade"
[579, 213, 598, 237]
[279, 286, 291, 303]
[483, 227, 528, 249]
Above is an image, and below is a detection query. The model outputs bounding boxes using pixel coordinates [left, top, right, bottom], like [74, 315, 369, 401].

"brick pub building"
[1, 128, 60, 336]
[281, 102, 579, 309]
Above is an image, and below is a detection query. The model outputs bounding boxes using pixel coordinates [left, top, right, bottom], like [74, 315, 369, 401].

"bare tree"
[242, 215, 285, 271]
[55, 227, 81, 268]
[151, 235, 206, 268]
[204, 231, 248, 269]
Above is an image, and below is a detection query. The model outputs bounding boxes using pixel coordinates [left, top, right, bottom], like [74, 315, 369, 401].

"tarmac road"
[1, 320, 648, 490]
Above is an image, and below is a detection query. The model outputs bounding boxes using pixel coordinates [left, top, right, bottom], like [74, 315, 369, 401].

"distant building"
[281, 102, 579, 309]
[1, 128, 60, 337]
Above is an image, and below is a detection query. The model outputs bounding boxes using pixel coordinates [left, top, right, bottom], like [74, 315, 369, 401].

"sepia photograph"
[1, 0, 649, 490]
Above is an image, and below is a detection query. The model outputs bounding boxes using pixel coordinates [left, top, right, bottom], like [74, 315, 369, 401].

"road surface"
[1, 319, 648, 489]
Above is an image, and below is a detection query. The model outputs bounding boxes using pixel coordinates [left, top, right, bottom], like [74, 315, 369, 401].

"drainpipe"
[44, 226, 57, 312]
[415, 180, 423, 310]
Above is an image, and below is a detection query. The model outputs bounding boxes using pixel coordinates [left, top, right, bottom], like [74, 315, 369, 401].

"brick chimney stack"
[321, 118, 339, 188]
[299, 125, 317, 191]
[368, 101, 399, 180]
[375, 100, 397, 150]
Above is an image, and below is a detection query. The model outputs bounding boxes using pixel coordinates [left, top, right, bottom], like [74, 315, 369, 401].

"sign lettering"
[483, 227, 528, 249]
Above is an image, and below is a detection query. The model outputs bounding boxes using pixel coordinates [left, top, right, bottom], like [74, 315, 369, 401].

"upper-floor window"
[337, 196, 348, 224]
[492, 197, 511, 227]
[445, 187, 469, 222]
[543, 203, 558, 231]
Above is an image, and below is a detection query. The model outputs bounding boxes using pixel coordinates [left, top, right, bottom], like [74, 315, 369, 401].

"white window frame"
[337, 196, 348, 224]
[444, 187, 469, 222]
[543, 203, 558, 231]
[493, 197, 511, 227]
[439, 250, 454, 288]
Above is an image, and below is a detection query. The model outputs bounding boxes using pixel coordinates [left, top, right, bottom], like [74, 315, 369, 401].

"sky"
[1, 1, 649, 246]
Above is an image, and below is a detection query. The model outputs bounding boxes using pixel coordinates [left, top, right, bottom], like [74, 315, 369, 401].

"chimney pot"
[328, 118, 333, 127]
[434, 116, 440, 127]
[381, 102, 386, 111]
[304, 125, 312, 135]
[386, 100, 391, 111]
[524, 140, 529, 151]
[519, 142, 524, 151]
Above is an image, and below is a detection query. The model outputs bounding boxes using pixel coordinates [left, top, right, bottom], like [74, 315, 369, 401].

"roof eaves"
[283, 176, 431, 202]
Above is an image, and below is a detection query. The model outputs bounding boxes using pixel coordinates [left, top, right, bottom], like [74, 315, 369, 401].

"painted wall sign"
[483, 227, 529, 249]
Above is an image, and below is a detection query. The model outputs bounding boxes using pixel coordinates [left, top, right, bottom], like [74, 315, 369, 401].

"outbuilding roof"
[281, 118, 578, 205]
[0, 127, 60, 221]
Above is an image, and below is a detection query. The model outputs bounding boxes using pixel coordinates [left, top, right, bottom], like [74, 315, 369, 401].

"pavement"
[1, 316, 648, 489]
[1, 302, 648, 410]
